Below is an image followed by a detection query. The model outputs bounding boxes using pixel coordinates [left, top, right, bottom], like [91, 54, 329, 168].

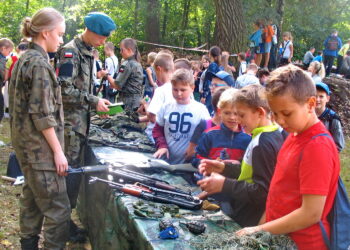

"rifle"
[67, 165, 191, 195]
[89, 177, 202, 210]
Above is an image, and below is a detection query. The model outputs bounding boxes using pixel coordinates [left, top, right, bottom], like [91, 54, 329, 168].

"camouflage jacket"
[115, 56, 143, 95]
[0, 53, 6, 86]
[56, 35, 99, 136]
[9, 43, 64, 170]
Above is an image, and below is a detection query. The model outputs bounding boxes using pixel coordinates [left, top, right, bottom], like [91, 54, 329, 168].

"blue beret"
[84, 12, 116, 37]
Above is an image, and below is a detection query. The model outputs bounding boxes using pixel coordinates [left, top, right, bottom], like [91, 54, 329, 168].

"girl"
[201, 46, 223, 114]
[108, 38, 143, 112]
[308, 61, 325, 83]
[199, 55, 210, 96]
[9, 8, 70, 249]
[144, 52, 157, 98]
[248, 21, 263, 65]
[279, 32, 293, 66]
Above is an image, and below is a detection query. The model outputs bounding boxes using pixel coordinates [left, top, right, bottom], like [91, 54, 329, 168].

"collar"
[126, 55, 135, 61]
[29, 42, 49, 61]
[251, 124, 279, 138]
[75, 35, 93, 56]
[319, 107, 330, 119]
[220, 123, 241, 135]
[0, 53, 5, 59]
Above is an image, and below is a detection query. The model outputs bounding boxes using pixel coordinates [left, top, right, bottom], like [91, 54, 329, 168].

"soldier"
[106, 38, 143, 119]
[56, 12, 116, 241]
[9, 8, 70, 249]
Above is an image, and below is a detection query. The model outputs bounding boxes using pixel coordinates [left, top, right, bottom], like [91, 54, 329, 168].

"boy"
[303, 47, 315, 69]
[198, 84, 285, 227]
[210, 71, 234, 95]
[237, 65, 340, 250]
[103, 42, 119, 102]
[153, 69, 210, 164]
[313, 50, 323, 63]
[315, 82, 344, 152]
[238, 52, 247, 76]
[192, 88, 251, 167]
[235, 63, 259, 89]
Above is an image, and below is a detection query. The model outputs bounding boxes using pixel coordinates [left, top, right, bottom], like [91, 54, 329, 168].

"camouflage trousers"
[64, 128, 86, 209]
[19, 162, 70, 249]
[118, 94, 141, 122]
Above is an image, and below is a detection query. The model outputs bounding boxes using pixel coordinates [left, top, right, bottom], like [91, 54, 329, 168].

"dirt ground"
[0, 117, 349, 249]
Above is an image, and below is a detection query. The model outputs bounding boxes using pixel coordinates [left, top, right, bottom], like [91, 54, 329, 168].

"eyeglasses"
[210, 83, 227, 88]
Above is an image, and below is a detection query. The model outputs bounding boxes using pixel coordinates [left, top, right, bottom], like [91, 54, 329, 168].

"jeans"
[324, 55, 335, 76]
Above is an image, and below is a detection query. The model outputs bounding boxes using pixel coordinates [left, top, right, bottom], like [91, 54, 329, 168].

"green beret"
[84, 12, 116, 37]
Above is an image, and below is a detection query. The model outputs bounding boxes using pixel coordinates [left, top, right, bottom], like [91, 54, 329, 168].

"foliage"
[0, 0, 350, 59]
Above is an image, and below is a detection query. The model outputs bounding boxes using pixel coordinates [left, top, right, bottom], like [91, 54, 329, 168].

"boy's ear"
[257, 107, 266, 117]
[326, 95, 331, 103]
[307, 96, 317, 111]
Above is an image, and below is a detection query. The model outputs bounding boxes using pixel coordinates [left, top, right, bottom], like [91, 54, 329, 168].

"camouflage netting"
[189, 231, 297, 250]
[88, 113, 155, 153]
[323, 76, 350, 137]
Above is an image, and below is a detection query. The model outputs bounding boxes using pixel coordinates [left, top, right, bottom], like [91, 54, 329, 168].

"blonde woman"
[308, 61, 325, 83]
[9, 8, 70, 249]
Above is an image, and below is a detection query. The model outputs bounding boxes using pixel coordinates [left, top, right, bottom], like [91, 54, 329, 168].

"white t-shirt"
[235, 72, 260, 89]
[105, 55, 119, 77]
[157, 99, 210, 164]
[282, 40, 293, 59]
[148, 82, 174, 116]
[239, 61, 247, 76]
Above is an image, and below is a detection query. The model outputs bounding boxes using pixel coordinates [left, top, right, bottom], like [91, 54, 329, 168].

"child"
[191, 60, 202, 101]
[235, 63, 259, 89]
[308, 61, 325, 83]
[278, 32, 293, 66]
[107, 38, 143, 112]
[103, 41, 119, 102]
[153, 69, 210, 164]
[303, 47, 315, 69]
[313, 50, 323, 63]
[248, 21, 263, 64]
[237, 52, 247, 76]
[144, 52, 157, 98]
[201, 46, 223, 114]
[222, 51, 235, 77]
[237, 65, 340, 250]
[257, 68, 270, 86]
[199, 55, 210, 97]
[0, 38, 14, 124]
[192, 88, 251, 167]
[198, 84, 285, 227]
[185, 87, 228, 160]
[315, 82, 344, 152]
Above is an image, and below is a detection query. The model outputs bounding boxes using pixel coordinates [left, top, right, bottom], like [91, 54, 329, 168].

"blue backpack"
[309, 133, 350, 250]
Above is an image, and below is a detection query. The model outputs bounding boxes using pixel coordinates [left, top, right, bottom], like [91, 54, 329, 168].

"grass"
[0, 118, 349, 249]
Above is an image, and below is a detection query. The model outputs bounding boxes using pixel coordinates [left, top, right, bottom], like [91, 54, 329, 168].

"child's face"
[1, 46, 13, 57]
[235, 102, 261, 134]
[219, 105, 239, 131]
[104, 47, 111, 56]
[120, 43, 133, 59]
[172, 82, 194, 105]
[283, 35, 288, 41]
[210, 78, 227, 95]
[202, 60, 209, 69]
[268, 93, 316, 134]
[308, 64, 315, 74]
[316, 90, 330, 111]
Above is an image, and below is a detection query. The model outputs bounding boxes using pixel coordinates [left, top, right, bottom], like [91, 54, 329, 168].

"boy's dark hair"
[174, 58, 192, 70]
[238, 52, 246, 61]
[202, 55, 210, 62]
[154, 53, 174, 72]
[346, 50, 350, 56]
[209, 46, 221, 65]
[234, 84, 270, 113]
[266, 64, 316, 104]
[212, 86, 229, 112]
[257, 69, 270, 78]
[121, 38, 141, 62]
[17, 42, 28, 51]
[318, 51, 323, 55]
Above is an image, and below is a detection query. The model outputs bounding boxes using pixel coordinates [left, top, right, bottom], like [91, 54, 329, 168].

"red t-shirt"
[266, 122, 340, 250]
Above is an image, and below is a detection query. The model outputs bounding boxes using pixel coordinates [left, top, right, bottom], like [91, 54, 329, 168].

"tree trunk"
[214, 0, 245, 53]
[62, 0, 67, 12]
[161, 0, 169, 40]
[276, 0, 285, 41]
[194, 7, 202, 47]
[133, 0, 139, 37]
[180, 0, 191, 47]
[25, 0, 30, 15]
[145, 0, 160, 45]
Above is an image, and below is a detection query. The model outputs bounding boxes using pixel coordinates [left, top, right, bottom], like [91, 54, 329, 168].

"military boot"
[20, 236, 39, 250]
[69, 219, 87, 243]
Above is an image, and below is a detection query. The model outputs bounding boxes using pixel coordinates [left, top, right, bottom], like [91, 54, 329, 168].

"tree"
[214, 0, 245, 53]
[145, 0, 161, 45]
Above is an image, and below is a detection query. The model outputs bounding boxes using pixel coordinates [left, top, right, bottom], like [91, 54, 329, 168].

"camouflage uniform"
[9, 42, 70, 249]
[56, 35, 99, 209]
[0, 54, 6, 122]
[115, 56, 143, 111]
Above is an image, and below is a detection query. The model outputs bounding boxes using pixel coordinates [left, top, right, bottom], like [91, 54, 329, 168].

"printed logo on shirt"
[168, 112, 193, 141]
[119, 65, 125, 73]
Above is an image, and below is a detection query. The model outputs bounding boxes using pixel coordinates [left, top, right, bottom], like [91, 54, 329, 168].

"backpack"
[326, 36, 339, 51]
[306, 133, 350, 250]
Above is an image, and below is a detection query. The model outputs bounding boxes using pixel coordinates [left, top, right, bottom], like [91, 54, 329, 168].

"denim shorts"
[264, 42, 272, 53]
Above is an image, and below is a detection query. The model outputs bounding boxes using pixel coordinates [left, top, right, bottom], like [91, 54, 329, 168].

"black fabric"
[7, 152, 23, 178]
[0, 87, 3, 123]
[58, 63, 74, 77]
[222, 163, 241, 179]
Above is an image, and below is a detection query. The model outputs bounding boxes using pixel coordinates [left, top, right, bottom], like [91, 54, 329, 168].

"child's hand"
[198, 159, 225, 176]
[153, 148, 169, 159]
[197, 172, 225, 195]
[200, 97, 206, 104]
[236, 226, 263, 236]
